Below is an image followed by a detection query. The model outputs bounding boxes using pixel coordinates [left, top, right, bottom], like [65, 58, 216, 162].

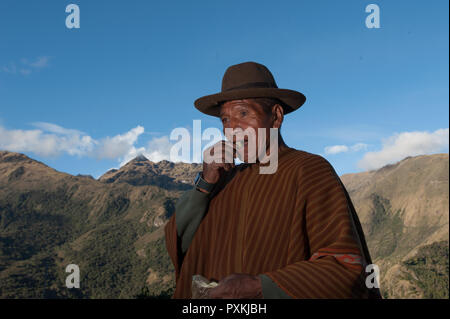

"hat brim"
[194, 88, 306, 117]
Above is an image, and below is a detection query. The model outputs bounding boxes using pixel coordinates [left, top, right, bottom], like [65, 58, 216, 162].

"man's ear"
[272, 104, 284, 129]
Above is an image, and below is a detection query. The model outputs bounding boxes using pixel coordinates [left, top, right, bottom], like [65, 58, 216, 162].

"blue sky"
[0, 0, 448, 178]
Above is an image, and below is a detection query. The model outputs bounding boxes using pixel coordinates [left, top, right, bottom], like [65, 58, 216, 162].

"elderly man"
[165, 62, 381, 299]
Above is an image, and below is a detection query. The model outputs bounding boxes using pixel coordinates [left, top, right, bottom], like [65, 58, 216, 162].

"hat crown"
[221, 62, 278, 92]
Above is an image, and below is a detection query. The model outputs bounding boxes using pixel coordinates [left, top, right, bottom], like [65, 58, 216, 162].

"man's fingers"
[213, 162, 232, 172]
[222, 142, 236, 165]
[204, 141, 234, 159]
[223, 141, 238, 158]
[202, 140, 236, 179]
[207, 285, 224, 299]
[208, 151, 235, 165]
[223, 163, 233, 172]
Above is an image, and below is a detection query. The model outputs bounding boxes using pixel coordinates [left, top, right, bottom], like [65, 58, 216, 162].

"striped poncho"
[165, 147, 381, 298]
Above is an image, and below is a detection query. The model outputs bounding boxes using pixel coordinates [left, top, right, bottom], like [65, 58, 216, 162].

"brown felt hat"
[194, 61, 306, 117]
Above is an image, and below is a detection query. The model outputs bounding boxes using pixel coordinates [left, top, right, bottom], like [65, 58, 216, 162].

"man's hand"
[202, 140, 236, 184]
[206, 273, 263, 299]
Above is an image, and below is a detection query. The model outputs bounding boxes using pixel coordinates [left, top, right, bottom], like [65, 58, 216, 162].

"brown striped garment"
[165, 147, 381, 298]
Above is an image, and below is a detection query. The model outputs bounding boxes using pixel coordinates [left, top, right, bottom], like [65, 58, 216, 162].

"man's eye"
[240, 111, 247, 117]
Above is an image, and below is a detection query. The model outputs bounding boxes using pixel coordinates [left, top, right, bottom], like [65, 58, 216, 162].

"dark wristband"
[194, 172, 215, 193]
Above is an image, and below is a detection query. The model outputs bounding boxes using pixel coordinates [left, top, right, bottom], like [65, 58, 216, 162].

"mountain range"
[0, 150, 448, 298]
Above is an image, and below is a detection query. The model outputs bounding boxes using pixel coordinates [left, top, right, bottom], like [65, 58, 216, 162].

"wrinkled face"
[220, 99, 274, 163]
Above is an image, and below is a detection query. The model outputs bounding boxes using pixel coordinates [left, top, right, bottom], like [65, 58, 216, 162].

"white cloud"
[324, 143, 368, 155]
[118, 136, 175, 167]
[0, 122, 146, 160]
[350, 143, 368, 152]
[0, 123, 95, 157]
[0, 122, 188, 167]
[325, 145, 348, 155]
[29, 56, 50, 68]
[95, 126, 144, 160]
[2, 63, 17, 74]
[358, 128, 449, 171]
[1, 56, 50, 76]
[33, 122, 86, 136]
[144, 136, 174, 162]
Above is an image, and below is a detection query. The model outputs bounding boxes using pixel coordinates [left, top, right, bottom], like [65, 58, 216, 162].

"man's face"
[220, 99, 274, 163]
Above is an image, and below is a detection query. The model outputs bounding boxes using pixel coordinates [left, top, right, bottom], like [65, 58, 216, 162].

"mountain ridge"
[340, 153, 449, 298]
[0, 150, 448, 298]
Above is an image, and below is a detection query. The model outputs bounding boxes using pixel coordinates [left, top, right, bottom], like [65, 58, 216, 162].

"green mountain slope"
[0, 151, 200, 298]
[341, 153, 449, 298]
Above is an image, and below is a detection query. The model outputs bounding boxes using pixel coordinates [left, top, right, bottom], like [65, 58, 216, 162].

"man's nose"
[223, 119, 243, 139]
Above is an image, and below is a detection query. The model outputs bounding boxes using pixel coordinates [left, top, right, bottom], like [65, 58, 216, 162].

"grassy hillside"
[0, 151, 194, 298]
[341, 153, 449, 298]
[403, 241, 449, 298]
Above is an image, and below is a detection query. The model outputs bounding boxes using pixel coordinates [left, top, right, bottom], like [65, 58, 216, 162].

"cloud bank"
[357, 128, 449, 171]
[3, 122, 447, 173]
[0, 123, 95, 157]
[0, 122, 179, 167]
